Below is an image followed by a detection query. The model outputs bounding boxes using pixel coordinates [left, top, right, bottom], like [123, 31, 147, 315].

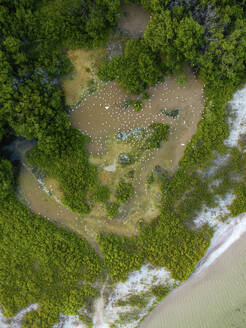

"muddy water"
[18, 166, 93, 240]
[72, 68, 203, 230]
[117, 4, 150, 37]
[71, 68, 204, 161]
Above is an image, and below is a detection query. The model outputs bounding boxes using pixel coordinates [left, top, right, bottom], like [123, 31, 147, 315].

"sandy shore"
[140, 214, 246, 328]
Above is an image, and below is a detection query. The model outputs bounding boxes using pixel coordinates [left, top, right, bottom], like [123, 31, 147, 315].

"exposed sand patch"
[117, 4, 150, 37]
[63, 48, 107, 106]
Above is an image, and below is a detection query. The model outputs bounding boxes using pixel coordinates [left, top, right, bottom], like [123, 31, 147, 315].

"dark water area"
[1, 137, 37, 162]
[1, 137, 37, 185]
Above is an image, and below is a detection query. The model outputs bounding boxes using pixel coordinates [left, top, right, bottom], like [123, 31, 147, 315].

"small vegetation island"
[1, 0, 246, 327]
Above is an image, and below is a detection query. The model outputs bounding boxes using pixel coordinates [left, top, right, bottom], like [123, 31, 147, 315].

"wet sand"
[141, 215, 246, 328]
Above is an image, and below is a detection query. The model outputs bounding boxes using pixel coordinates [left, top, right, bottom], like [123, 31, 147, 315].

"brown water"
[70, 68, 204, 228]
[71, 68, 204, 161]
[117, 4, 150, 37]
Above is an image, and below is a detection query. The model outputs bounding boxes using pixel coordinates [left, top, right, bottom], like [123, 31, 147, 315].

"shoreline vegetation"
[1, 1, 246, 327]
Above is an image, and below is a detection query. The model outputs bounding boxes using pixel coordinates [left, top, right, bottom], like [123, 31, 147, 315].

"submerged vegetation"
[1, 0, 246, 326]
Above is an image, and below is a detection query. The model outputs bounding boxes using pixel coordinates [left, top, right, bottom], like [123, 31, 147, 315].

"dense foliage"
[97, 233, 144, 281]
[98, 38, 161, 93]
[229, 183, 246, 217]
[26, 129, 100, 214]
[100, 0, 246, 92]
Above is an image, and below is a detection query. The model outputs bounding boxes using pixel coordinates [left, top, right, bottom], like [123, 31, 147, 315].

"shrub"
[151, 285, 170, 301]
[128, 170, 135, 179]
[161, 108, 179, 118]
[176, 74, 187, 85]
[146, 172, 154, 185]
[87, 79, 94, 87]
[79, 313, 93, 328]
[116, 295, 147, 308]
[115, 181, 133, 203]
[94, 185, 110, 203]
[141, 92, 150, 99]
[132, 100, 143, 111]
[106, 202, 120, 218]
[146, 123, 170, 149]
